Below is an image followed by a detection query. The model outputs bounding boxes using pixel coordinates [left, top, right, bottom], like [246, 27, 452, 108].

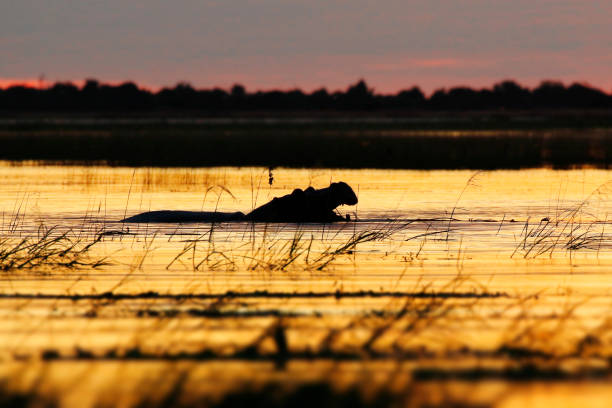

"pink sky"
[2, 1, 612, 94]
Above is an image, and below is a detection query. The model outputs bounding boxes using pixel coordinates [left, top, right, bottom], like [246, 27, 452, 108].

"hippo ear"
[331, 182, 358, 205]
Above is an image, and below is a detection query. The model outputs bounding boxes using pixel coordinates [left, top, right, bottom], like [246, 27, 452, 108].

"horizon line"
[0, 77, 610, 97]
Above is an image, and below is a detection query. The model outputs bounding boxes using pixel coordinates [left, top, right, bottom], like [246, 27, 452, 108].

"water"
[2, 164, 612, 407]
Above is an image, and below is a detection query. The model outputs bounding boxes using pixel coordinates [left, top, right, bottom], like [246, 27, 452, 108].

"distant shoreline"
[3, 112, 612, 169]
[2, 108, 612, 128]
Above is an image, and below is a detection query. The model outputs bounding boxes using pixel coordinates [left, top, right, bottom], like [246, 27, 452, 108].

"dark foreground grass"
[3, 117, 612, 168]
[0, 378, 491, 408]
[0, 289, 507, 300]
[0, 386, 56, 408]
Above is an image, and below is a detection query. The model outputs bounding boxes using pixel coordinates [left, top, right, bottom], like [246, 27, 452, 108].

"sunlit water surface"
[2, 164, 612, 407]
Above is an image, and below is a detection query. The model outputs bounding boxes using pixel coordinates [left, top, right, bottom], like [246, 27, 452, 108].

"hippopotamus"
[121, 182, 358, 223]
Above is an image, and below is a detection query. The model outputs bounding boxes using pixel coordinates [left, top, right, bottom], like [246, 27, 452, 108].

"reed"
[0, 224, 108, 271]
[166, 220, 414, 272]
[512, 180, 612, 258]
[446, 171, 483, 241]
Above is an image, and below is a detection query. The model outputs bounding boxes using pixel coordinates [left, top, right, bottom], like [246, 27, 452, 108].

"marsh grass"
[512, 180, 612, 258]
[0, 225, 108, 272]
[340, 274, 491, 355]
[497, 295, 588, 358]
[60, 166, 236, 192]
[166, 220, 414, 272]
[446, 170, 483, 241]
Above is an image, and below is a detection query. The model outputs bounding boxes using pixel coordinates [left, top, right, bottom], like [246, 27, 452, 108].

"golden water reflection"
[2, 164, 612, 407]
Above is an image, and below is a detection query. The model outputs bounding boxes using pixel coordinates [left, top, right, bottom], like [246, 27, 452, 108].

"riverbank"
[2, 112, 612, 168]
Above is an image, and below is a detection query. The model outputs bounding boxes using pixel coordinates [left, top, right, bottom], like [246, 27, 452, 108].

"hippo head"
[330, 182, 358, 206]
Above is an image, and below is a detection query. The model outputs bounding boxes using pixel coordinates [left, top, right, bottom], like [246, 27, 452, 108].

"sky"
[2, 0, 612, 94]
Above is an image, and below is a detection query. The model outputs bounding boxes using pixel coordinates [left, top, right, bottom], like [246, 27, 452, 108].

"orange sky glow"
[2, 1, 612, 95]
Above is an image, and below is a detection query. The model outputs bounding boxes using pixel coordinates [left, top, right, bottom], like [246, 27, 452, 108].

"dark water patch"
[4, 126, 612, 169]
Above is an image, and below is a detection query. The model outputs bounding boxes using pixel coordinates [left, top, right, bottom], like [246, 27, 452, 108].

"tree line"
[1, 79, 611, 112]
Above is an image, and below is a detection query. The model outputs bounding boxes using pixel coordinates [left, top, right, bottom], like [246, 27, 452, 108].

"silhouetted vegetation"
[2, 79, 612, 113]
[3, 79, 612, 168]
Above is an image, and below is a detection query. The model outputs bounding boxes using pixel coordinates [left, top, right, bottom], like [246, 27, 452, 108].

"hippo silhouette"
[121, 182, 358, 223]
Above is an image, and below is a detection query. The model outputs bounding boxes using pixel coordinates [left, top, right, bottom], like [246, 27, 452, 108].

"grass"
[446, 170, 483, 241]
[512, 180, 612, 258]
[0, 225, 108, 271]
[165, 220, 414, 272]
